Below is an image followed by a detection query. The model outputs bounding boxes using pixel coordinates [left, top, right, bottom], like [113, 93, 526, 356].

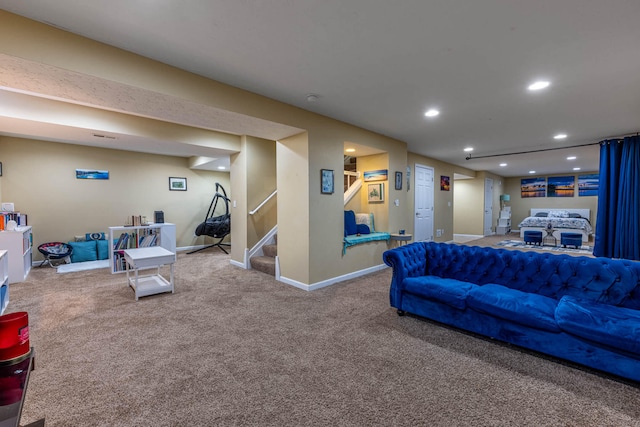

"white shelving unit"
[108, 223, 176, 274]
[0, 226, 32, 284]
[0, 250, 9, 314]
[496, 207, 512, 235]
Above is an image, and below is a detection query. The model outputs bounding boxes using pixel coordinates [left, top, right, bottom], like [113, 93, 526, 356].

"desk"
[390, 233, 413, 247]
[124, 247, 175, 301]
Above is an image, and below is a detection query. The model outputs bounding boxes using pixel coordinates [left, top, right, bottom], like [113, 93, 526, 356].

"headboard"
[530, 208, 591, 221]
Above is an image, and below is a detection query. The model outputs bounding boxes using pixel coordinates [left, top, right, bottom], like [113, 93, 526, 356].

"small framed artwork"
[395, 171, 402, 190]
[169, 177, 187, 191]
[363, 169, 388, 182]
[0, 162, 2, 176]
[321, 169, 334, 194]
[440, 175, 450, 191]
[368, 183, 384, 203]
[76, 169, 109, 180]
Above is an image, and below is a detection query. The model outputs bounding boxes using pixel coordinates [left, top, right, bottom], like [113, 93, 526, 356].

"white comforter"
[518, 216, 593, 234]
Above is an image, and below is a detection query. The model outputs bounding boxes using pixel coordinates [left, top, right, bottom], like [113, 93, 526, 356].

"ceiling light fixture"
[529, 170, 536, 174]
[499, 163, 507, 167]
[306, 93, 319, 102]
[463, 147, 474, 152]
[573, 167, 581, 171]
[554, 133, 568, 140]
[424, 109, 440, 117]
[345, 148, 356, 153]
[528, 80, 550, 91]
[217, 166, 226, 170]
[567, 156, 577, 160]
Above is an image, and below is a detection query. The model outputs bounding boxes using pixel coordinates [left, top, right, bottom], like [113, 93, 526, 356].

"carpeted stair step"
[250, 256, 276, 276]
[263, 244, 277, 258]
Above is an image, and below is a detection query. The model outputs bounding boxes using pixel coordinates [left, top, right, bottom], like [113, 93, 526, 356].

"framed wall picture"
[363, 169, 388, 182]
[440, 175, 450, 191]
[169, 177, 187, 191]
[395, 171, 402, 190]
[76, 169, 109, 180]
[368, 183, 384, 203]
[321, 169, 334, 194]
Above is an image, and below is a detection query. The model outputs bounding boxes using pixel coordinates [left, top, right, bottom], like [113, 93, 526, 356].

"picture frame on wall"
[368, 183, 384, 203]
[395, 171, 402, 190]
[321, 169, 334, 194]
[169, 177, 187, 191]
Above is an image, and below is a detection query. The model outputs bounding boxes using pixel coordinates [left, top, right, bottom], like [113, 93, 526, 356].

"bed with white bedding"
[518, 208, 592, 243]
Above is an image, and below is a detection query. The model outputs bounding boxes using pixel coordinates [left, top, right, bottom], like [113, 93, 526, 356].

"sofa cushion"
[403, 276, 477, 310]
[467, 284, 561, 332]
[67, 240, 98, 263]
[555, 296, 640, 355]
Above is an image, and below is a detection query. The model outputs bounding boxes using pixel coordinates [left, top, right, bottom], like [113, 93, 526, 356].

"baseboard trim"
[230, 259, 245, 269]
[453, 234, 484, 243]
[279, 263, 388, 292]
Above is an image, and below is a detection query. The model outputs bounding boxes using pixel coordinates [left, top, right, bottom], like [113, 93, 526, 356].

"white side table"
[390, 233, 413, 247]
[124, 247, 176, 301]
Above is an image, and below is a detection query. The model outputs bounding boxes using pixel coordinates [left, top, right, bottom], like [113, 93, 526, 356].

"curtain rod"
[465, 141, 600, 161]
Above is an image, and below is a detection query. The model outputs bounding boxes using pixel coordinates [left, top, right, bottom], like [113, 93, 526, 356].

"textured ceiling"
[2, 1, 640, 176]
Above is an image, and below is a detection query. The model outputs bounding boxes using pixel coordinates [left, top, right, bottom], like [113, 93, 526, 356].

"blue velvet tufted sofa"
[383, 241, 640, 382]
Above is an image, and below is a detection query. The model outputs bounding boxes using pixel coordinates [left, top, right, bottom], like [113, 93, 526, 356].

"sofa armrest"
[383, 242, 427, 308]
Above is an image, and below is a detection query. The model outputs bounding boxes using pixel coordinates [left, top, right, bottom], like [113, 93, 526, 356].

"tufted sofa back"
[384, 242, 640, 309]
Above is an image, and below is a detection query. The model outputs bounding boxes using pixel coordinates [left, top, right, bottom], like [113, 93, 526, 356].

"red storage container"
[0, 312, 30, 363]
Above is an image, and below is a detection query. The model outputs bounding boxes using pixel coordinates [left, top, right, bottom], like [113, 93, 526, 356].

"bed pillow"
[355, 213, 376, 233]
[67, 240, 98, 263]
[344, 210, 358, 236]
[534, 212, 548, 217]
[356, 224, 371, 235]
[568, 213, 582, 218]
[548, 210, 570, 218]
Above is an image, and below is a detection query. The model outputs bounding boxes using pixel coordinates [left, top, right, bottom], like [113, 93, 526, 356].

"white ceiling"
[2, 1, 640, 177]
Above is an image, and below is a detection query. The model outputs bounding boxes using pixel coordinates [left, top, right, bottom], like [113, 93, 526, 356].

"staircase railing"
[249, 190, 277, 215]
[344, 171, 362, 206]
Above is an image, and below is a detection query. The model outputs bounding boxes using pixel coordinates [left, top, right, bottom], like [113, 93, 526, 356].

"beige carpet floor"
[9, 242, 640, 426]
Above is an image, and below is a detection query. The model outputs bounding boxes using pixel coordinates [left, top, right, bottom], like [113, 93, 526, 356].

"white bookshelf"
[108, 223, 176, 274]
[0, 250, 9, 314]
[496, 207, 511, 235]
[0, 226, 32, 284]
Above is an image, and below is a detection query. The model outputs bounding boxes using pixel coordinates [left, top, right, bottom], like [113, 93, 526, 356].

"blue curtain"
[593, 136, 640, 259]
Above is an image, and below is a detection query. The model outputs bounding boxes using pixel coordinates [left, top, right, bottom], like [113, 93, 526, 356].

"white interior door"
[414, 164, 434, 241]
[484, 178, 493, 236]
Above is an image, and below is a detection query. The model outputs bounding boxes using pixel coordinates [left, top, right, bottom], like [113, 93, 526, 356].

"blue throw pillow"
[356, 224, 370, 235]
[96, 239, 109, 260]
[67, 241, 98, 263]
[344, 210, 357, 236]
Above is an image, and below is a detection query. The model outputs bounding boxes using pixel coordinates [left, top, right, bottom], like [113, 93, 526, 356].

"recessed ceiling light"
[424, 109, 440, 117]
[306, 93, 319, 102]
[528, 80, 550, 91]
[345, 148, 356, 153]
[529, 170, 536, 174]
[217, 166, 226, 170]
[573, 167, 581, 171]
[463, 147, 474, 152]
[499, 163, 507, 167]
[567, 156, 577, 160]
[554, 133, 568, 140]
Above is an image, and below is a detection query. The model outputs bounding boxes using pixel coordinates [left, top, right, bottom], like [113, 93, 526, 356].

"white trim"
[248, 225, 278, 260]
[344, 178, 362, 206]
[230, 259, 246, 269]
[453, 234, 484, 244]
[275, 255, 281, 280]
[249, 190, 277, 215]
[278, 264, 388, 292]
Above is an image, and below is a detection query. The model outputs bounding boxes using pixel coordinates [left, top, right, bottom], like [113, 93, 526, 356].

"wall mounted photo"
[578, 174, 599, 196]
[440, 175, 450, 191]
[368, 183, 384, 203]
[76, 169, 109, 180]
[547, 176, 575, 197]
[363, 169, 388, 182]
[520, 177, 546, 198]
[395, 171, 403, 190]
[321, 169, 334, 194]
[169, 177, 187, 191]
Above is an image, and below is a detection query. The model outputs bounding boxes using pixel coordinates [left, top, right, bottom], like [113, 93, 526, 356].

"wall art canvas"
[547, 176, 575, 197]
[363, 169, 388, 182]
[520, 177, 546, 198]
[76, 169, 109, 180]
[440, 175, 450, 191]
[368, 183, 384, 202]
[578, 174, 599, 196]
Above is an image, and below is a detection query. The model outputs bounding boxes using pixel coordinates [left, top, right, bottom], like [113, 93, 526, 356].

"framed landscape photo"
[321, 169, 334, 194]
[169, 177, 187, 191]
[395, 171, 402, 190]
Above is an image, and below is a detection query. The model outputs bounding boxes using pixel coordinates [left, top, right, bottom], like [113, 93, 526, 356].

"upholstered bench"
[523, 230, 542, 245]
[561, 232, 582, 248]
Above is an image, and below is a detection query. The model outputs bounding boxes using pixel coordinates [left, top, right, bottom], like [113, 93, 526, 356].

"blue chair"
[523, 230, 543, 246]
[38, 242, 73, 267]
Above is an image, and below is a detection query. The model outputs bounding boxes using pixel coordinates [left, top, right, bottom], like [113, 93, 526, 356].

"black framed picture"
[169, 177, 187, 191]
[395, 171, 402, 190]
[321, 169, 334, 194]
